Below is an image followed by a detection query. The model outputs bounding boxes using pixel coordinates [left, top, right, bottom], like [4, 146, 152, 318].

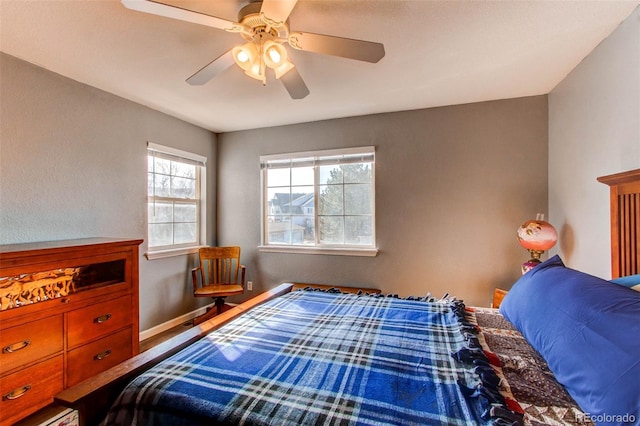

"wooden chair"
[191, 246, 245, 325]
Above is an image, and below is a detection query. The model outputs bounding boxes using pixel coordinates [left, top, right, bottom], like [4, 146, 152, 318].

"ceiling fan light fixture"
[245, 63, 265, 82]
[237, 50, 250, 63]
[263, 41, 287, 67]
[263, 41, 293, 78]
[121, 0, 383, 99]
[267, 47, 281, 63]
[232, 43, 258, 71]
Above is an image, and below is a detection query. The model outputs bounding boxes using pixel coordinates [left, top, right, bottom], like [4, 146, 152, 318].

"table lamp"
[517, 213, 558, 274]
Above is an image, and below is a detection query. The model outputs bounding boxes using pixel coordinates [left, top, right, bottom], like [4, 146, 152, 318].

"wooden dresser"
[0, 238, 142, 426]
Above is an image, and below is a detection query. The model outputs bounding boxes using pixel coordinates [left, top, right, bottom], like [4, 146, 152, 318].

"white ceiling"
[1, 0, 638, 133]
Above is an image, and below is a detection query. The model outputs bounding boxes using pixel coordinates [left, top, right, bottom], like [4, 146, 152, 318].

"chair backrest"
[197, 246, 242, 286]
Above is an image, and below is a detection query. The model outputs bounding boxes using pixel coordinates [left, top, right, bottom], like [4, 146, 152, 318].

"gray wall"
[549, 6, 640, 278]
[0, 51, 554, 325]
[0, 53, 217, 330]
[218, 96, 549, 307]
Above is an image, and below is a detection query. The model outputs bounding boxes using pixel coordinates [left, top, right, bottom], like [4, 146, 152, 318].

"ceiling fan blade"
[121, 0, 242, 32]
[280, 67, 309, 99]
[260, 0, 298, 27]
[288, 32, 385, 63]
[186, 50, 235, 86]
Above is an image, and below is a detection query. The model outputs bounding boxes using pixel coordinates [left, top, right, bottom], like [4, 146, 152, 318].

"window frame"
[146, 142, 207, 260]
[259, 146, 377, 257]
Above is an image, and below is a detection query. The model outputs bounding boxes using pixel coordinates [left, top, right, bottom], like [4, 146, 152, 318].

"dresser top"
[0, 237, 143, 258]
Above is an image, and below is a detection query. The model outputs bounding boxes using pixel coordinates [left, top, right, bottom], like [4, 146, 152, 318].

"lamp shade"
[232, 43, 258, 70]
[517, 217, 558, 251]
[263, 41, 294, 79]
[263, 41, 287, 68]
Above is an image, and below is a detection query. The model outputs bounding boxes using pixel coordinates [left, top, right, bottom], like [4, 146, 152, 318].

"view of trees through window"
[147, 151, 201, 249]
[319, 163, 372, 244]
[263, 149, 374, 248]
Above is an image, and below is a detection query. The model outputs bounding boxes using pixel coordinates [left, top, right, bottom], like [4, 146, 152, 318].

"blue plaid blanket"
[102, 290, 519, 425]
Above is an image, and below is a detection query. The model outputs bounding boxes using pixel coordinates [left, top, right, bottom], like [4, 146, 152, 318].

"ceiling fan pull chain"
[259, 36, 266, 86]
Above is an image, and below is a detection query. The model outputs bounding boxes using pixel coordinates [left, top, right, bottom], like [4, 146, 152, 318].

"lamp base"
[521, 258, 542, 275]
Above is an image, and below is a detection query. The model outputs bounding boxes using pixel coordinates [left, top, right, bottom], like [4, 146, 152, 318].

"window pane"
[150, 173, 170, 197]
[319, 216, 344, 244]
[343, 163, 372, 184]
[319, 185, 343, 215]
[319, 165, 343, 185]
[171, 177, 196, 199]
[174, 222, 197, 245]
[261, 148, 374, 249]
[154, 157, 170, 175]
[345, 216, 372, 245]
[148, 223, 173, 247]
[267, 189, 291, 223]
[148, 202, 173, 223]
[267, 215, 287, 224]
[268, 188, 289, 214]
[290, 221, 306, 244]
[172, 162, 196, 179]
[147, 147, 205, 251]
[344, 184, 372, 215]
[292, 215, 315, 244]
[289, 187, 314, 215]
[174, 203, 197, 222]
[291, 166, 313, 186]
[267, 168, 290, 187]
[267, 220, 292, 244]
[147, 172, 154, 196]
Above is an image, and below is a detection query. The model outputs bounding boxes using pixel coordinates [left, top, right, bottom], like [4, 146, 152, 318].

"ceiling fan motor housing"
[238, 1, 289, 42]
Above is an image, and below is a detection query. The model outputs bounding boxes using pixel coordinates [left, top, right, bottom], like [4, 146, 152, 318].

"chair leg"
[193, 297, 226, 326]
[215, 297, 226, 315]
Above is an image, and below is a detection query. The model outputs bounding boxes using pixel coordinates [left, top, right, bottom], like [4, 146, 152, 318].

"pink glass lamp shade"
[517, 213, 558, 274]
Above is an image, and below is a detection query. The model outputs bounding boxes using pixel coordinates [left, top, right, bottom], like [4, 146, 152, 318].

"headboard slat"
[616, 189, 639, 276]
[629, 193, 639, 274]
[598, 169, 640, 278]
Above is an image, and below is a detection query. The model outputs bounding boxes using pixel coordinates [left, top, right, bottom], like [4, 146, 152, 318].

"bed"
[55, 169, 640, 426]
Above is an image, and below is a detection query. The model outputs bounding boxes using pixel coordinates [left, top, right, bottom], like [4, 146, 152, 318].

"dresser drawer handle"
[2, 340, 31, 354]
[94, 313, 112, 324]
[3, 385, 31, 401]
[94, 349, 112, 361]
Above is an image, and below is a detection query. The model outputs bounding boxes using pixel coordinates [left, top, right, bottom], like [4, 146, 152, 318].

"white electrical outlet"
[247, 281, 253, 291]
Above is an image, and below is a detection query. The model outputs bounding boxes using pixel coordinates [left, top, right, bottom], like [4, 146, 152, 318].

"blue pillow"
[500, 255, 640, 424]
[611, 274, 640, 292]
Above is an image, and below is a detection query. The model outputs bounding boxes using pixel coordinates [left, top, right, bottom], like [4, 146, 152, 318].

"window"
[260, 147, 376, 256]
[147, 143, 206, 258]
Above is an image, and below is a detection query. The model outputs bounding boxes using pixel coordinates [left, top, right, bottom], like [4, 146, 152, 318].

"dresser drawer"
[66, 327, 133, 387]
[66, 295, 131, 348]
[0, 355, 64, 426]
[0, 315, 63, 375]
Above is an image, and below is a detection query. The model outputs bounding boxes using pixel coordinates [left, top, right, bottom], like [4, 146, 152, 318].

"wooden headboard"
[598, 168, 640, 278]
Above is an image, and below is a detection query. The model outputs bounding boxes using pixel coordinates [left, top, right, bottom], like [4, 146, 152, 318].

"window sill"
[145, 246, 204, 260]
[258, 245, 378, 257]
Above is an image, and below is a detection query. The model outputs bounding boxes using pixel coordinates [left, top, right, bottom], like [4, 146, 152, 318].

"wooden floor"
[140, 320, 194, 352]
[139, 303, 235, 352]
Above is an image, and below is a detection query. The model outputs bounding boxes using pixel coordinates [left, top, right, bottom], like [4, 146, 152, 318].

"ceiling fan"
[121, 0, 385, 99]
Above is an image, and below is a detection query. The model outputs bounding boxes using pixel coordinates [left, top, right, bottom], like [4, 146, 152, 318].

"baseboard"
[139, 302, 237, 342]
[139, 304, 212, 342]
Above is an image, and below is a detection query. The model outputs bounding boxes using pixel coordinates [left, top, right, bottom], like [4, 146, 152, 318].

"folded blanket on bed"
[102, 290, 521, 426]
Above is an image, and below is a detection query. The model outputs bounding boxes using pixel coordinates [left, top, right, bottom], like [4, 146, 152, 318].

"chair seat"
[194, 284, 243, 297]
